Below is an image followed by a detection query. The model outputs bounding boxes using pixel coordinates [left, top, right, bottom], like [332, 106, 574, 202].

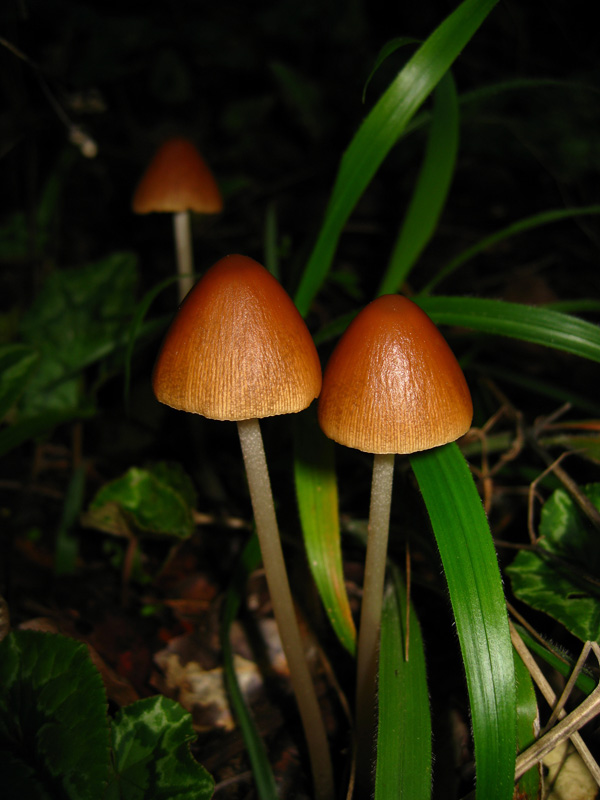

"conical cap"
[318, 295, 472, 454]
[153, 254, 322, 421]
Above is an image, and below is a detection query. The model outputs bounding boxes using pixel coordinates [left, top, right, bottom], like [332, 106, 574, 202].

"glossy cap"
[132, 137, 223, 215]
[318, 295, 472, 454]
[152, 254, 322, 421]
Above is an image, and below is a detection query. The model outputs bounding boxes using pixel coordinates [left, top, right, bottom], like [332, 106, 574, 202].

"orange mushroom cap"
[132, 137, 223, 215]
[152, 254, 322, 421]
[318, 295, 473, 455]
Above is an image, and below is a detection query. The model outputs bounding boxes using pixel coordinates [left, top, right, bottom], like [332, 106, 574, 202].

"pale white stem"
[237, 417, 334, 800]
[173, 210, 194, 302]
[354, 452, 395, 797]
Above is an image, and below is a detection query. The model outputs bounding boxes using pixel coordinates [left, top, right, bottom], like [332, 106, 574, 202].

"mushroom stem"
[173, 210, 194, 302]
[354, 452, 395, 796]
[237, 417, 335, 800]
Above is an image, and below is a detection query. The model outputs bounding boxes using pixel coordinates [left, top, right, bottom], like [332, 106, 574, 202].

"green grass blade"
[404, 78, 597, 138]
[293, 0, 500, 316]
[513, 649, 540, 799]
[512, 624, 596, 696]
[378, 72, 459, 296]
[293, 410, 356, 656]
[362, 37, 420, 102]
[472, 363, 600, 415]
[410, 443, 516, 800]
[124, 276, 177, 408]
[417, 296, 600, 362]
[420, 205, 600, 295]
[220, 533, 279, 800]
[375, 566, 432, 799]
[545, 299, 600, 314]
[55, 463, 86, 576]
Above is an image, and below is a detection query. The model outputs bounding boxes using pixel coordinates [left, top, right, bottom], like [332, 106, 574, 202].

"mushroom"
[152, 254, 334, 800]
[133, 137, 223, 302]
[318, 294, 472, 792]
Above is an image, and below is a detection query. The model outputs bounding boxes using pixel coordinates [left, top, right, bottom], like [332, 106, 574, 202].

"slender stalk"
[173, 210, 194, 302]
[354, 452, 395, 798]
[237, 417, 335, 800]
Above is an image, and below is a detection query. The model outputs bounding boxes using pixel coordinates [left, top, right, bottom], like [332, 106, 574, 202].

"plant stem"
[173, 210, 194, 302]
[354, 452, 395, 797]
[237, 417, 335, 800]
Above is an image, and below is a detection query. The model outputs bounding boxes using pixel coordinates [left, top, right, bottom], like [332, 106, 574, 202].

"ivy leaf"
[17, 252, 138, 417]
[84, 462, 197, 540]
[506, 484, 600, 642]
[105, 696, 214, 800]
[0, 630, 110, 800]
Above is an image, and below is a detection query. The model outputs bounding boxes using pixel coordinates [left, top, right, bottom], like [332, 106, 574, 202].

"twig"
[511, 624, 600, 785]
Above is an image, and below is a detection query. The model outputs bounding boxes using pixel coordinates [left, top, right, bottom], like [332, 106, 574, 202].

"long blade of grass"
[220, 533, 279, 800]
[471, 363, 600, 415]
[513, 649, 541, 799]
[417, 296, 600, 363]
[293, 0, 500, 316]
[375, 565, 432, 799]
[410, 443, 516, 800]
[293, 410, 356, 656]
[377, 72, 459, 296]
[420, 205, 600, 295]
[54, 463, 86, 576]
[404, 77, 597, 138]
[124, 275, 178, 408]
[512, 624, 597, 696]
[362, 37, 420, 103]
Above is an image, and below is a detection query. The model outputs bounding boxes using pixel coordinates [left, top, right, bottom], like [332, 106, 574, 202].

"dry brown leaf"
[545, 740, 599, 800]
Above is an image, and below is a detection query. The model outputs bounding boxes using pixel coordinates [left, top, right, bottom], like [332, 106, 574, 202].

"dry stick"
[237, 418, 334, 800]
[354, 452, 395, 796]
[510, 624, 600, 785]
[544, 640, 597, 732]
[173, 210, 194, 302]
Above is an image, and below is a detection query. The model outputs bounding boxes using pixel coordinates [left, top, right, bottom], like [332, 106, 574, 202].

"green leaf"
[293, 0, 500, 315]
[410, 443, 516, 800]
[220, 534, 279, 800]
[472, 363, 600, 416]
[0, 630, 110, 800]
[505, 485, 600, 643]
[294, 410, 356, 655]
[512, 624, 597, 697]
[55, 464, 87, 576]
[362, 37, 420, 102]
[375, 566, 431, 799]
[123, 275, 176, 409]
[18, 252, 138, 417]
[421, 205, 600, 294]
[417, 296, 600, 363]
[513, 649, 540, 799]
[85, 462, 197, 540]
[106, 695, 214, 800]
[0, 344, 40, 420]
[378, 71, 459, 296]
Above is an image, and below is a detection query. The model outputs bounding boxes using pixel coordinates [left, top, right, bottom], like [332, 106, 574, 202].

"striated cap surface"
[318, 295, 472, 454]
[132, 137, 223, 215]
[153, 254, 322, 421]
